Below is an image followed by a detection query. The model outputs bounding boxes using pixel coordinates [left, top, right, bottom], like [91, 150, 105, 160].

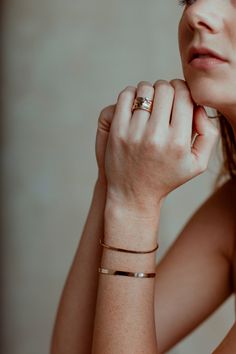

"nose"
[185, 2, 222, 34]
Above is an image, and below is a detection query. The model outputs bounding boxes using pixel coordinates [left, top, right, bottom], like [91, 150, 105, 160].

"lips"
[188, 46, 227, 63]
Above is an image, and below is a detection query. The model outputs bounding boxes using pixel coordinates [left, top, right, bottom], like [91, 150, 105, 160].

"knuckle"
[127, 131, 142, 145]
[125, 85, 136, 92]
[129, 137, 141, 148]
[172, 140, 186, 157]
[99, 105, 114, 118]
[174, 85, 192, 100]
[169, 78, 186, 86]
[177, 91, 193, 106]
[179, 89, 192, 101]
[118, 86, 136, 100]
[169, 79, 192, 100]
[122, 85, 136, 94]
[138, 81, 153, 89]
[154, 79, 169, 88]
[143, 136, 164, 152]
[110, 131, 126, 147]
[99, 105, 110, 115]
[155, 81, 175, 96]
[142, 140, 155, 153]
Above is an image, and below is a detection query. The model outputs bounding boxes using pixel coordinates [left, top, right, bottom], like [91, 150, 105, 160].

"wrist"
[94, 174, 108, 195]
[104, 198, 161, 250]
[105, 190, 163, 223]
[90, 178, 107, 213]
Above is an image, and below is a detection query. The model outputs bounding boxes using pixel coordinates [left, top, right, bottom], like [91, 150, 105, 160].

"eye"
[178, 0, 196, 6]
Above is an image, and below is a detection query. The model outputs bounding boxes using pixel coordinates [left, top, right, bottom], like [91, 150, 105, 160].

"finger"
[191, 106, 219, 168]
[111, 86, 136, 136]
[191, 107, 199, 146]
[131, 81, 154, 118]
[129, 81, 154, 139]
[96, 105, 116, 172]
[96, 105, 116, 157]
[169, 79, 195, 146]
[97, 104, 116, 133]
[148, 80, 174, 133]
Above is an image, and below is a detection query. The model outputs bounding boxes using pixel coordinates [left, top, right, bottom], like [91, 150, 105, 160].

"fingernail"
[199, 106, 207, 117]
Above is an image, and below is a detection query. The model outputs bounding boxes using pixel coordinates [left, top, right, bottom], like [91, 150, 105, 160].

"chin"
[184, 78, 222, 110]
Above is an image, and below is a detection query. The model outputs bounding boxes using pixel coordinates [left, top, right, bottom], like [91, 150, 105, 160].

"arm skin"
[91, 179, 236, 354]
[212, 323, 236, 354]
[50, 179, 107, 354]
[51, 177, 236, 354]
[91, 198, 162, 354]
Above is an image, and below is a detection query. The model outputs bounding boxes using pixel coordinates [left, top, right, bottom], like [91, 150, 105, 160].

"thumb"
[97, 104, 116, 133]
[95, 104, 116, 170]
[191, 105, 219, 165]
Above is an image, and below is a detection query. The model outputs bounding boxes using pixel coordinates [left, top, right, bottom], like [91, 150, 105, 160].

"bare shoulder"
[209, 180, 236, 260]
[207, 178, 236, 210]
[216, 177, 236, 203]
[154, 179, 236, 353]
[209, 181, 236, 353]
[195, 178, 236, 262]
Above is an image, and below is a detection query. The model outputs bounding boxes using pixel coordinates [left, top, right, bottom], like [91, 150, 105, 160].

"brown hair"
[214, 112, 236, 190]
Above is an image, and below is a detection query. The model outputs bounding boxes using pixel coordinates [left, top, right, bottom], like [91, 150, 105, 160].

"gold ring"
[132, 97, 153, 113]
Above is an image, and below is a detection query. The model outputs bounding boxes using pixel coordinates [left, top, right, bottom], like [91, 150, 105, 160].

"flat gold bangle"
[99, 238, 159, 254]
[98, 267, 156, 278]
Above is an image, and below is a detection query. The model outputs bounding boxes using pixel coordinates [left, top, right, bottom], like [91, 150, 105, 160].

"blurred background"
[1, 0, 234, 353]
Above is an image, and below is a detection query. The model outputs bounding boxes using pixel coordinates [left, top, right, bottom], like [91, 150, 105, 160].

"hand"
[103, 79, 219, 214]
[95, 104, 115, 186]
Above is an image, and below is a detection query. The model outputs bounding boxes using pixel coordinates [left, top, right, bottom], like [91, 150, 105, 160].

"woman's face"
[178, 0, 236, 123]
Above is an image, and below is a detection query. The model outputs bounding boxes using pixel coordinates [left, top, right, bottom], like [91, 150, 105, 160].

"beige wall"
[1, 1, 234, 353]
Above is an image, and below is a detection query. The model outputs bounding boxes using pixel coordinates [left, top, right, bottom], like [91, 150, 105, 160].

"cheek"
[178, 24, 184, 57]
[178, 22, 190, 63]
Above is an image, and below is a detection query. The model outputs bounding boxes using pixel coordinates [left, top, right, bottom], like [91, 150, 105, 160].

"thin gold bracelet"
[98, 267, 156, 278]
[99, 238, 159, 254]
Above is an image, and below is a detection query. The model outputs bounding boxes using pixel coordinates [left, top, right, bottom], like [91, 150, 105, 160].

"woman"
[50, 1, 236, 353]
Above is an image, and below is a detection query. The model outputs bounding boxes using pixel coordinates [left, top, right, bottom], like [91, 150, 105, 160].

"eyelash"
[178, 0, 195, 6]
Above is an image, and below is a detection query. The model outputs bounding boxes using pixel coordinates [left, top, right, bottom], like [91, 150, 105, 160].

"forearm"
[50, 179, 107, 354]
[91, 200, 161, 354]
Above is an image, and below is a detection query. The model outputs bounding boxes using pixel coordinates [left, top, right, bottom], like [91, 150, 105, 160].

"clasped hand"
[95, 79, 219, 216]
